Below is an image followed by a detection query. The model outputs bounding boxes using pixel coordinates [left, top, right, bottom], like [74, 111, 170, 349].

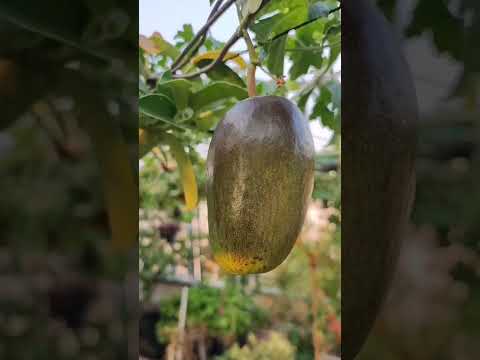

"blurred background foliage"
[0, 0, 138, 359]
[139, 0, 340, 359]
[356, 1, 480, 359]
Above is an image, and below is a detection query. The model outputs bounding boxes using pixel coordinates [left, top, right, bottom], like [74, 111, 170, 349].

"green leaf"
[175, 24, 195, 45]
[258, 0, 308, 17]
[251, 13, 283, 43]
[251, 1, 308, 43]
[154, 84, 174, 104]
[289, 47, 323, 79]
[287, 19, 326, 79]
[321, 107, 336, 131]
[324, 18, 341, 69]
[252, 0, 334, 46]
[194, 106, 229, 131]
[312, 87, 338, 132]
[190, 82, 248, 110]
[194, 112, 218, 131]
[194, 59, 246, 88]
[140, 32, 180, 59]
[139, 94, 177, 126]
[156, 79, 192, 110]
[267, 35, 287, 77]
[297, 89, 313, 112]
[161, 70, 173, 81]
[272, 6, 309, 39]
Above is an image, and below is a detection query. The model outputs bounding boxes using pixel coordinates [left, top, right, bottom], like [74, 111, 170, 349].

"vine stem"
[173, 0, 273, 80]
[247, 64, 257, 97]
[228, 41, 340, 65]
[236, 2, 259, 97]
[243, 33, 258, 96]
[171, 0, 226, 72]
[172, 27, 243, 80]
[169, 0, 337, 80]
[170, 0, 235, 72]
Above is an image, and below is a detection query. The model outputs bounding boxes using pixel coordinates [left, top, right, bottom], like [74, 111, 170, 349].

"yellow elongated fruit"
[192, 50, 247, 69]
[56, 70, 139, 252]
[207, 96, 315, 274]
[164, 135, 198, 211]
[79, 100, 138, 252]
[139, 128, 147, 144]
[100, 135, 138, 251]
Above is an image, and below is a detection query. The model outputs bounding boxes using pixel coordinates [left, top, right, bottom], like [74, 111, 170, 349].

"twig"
[208, 0, 226, 20]
[236, 2, 260, 97]
[170, 0, 236, 72]
[286, 41, 340, 52]
[171, 0, 225, 72]
[246, 64, 257, 96]
[172, 0, 272, 79]
[225, 34, 339, 64]
[172, 31, 242, 79]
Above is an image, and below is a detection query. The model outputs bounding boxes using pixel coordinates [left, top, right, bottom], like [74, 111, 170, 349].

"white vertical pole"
[176, 286, 189, 360]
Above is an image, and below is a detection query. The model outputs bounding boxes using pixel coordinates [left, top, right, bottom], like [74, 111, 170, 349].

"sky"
[139, 0, 336, 152]
[140, 0, 241, 48]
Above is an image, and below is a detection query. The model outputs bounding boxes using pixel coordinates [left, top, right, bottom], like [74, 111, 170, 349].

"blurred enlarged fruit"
[207, 96, 315, 275]
[342, 0, 418, 358]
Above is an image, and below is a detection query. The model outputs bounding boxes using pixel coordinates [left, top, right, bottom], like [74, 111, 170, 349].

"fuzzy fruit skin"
[342, 0, 418, 359]
[207, 96, 315, 275]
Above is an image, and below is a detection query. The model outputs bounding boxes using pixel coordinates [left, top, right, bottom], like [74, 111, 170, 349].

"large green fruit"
[343, 0, 418, 359]
[207, 96, 315, 275]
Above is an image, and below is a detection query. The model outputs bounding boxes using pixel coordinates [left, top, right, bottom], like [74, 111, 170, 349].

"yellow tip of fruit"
[213, 252, 266, 275]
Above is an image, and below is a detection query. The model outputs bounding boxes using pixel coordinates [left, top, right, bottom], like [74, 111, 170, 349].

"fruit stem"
[242, 28, 259, 97]
[236, 3, 258, 97]
[247, 63, 257, 97]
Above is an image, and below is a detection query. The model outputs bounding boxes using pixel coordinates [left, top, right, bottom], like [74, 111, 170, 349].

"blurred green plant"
[217, 331, 296, 360]
[155, 284, 269, 340]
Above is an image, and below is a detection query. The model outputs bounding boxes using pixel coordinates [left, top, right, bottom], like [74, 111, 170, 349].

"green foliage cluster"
[156, 284, 269, 341]
[217, 331, 296, 360]
[139, 237, 174, 301]
[378, 0, 479, 100]
[140, 151, 207, 217]
[1, 1, 138, 359]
